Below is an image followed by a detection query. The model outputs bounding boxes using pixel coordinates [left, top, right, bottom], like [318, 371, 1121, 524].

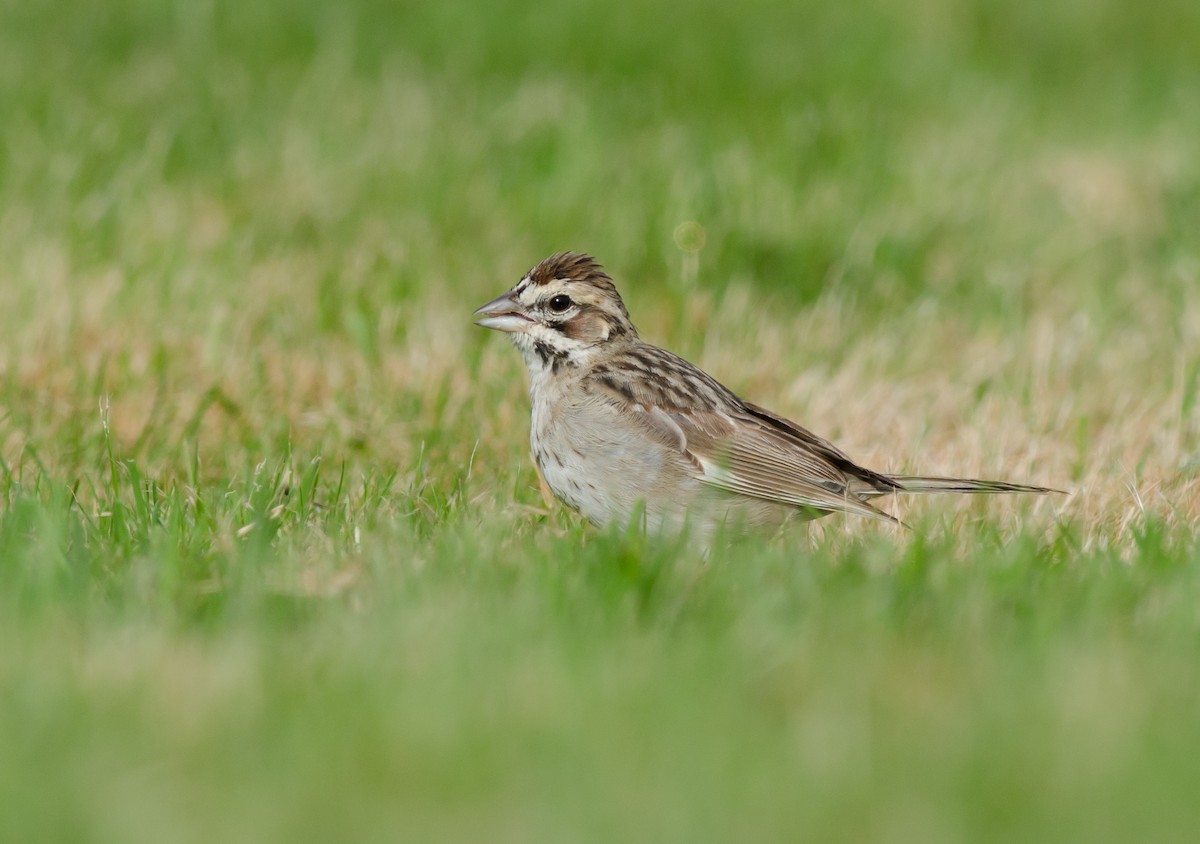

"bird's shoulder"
[580, 341, 741, 414]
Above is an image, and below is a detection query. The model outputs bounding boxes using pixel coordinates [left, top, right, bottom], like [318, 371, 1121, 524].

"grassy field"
[2, 0, 1200, 840]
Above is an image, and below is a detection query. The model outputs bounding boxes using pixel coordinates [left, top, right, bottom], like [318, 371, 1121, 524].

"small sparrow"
[475, 252, 1055, 535]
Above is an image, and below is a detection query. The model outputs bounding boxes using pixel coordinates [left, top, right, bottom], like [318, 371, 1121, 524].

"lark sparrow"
[475, 252, 1055, 535]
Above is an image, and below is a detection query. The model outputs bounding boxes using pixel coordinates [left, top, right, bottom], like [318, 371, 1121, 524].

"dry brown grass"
[4, 238, 1195, 550]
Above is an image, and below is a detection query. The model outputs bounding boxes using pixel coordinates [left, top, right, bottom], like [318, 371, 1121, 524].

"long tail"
[887, 475, 1063, 495]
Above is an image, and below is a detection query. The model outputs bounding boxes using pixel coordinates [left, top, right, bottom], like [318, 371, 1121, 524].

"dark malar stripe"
[532, 340, 575, 373]
[532, 341, 558, 366]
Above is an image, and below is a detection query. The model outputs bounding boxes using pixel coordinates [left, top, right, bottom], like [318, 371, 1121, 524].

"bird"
[474, 252, 1056, 537]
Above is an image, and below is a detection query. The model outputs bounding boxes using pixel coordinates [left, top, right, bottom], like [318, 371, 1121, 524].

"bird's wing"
[737, 401, 899, 495]
[590, 377, 900, 523]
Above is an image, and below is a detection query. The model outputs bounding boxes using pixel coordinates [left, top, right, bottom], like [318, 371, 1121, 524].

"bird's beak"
[473, 292, 534, 333]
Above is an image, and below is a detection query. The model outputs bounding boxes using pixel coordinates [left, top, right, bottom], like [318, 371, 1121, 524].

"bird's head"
[473, 252, 638, 370]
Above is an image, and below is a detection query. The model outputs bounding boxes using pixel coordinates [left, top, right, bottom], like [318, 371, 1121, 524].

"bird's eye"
[548, 294, 572, 313]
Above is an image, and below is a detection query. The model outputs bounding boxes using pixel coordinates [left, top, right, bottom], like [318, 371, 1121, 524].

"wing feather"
[590, 374, 900, 523]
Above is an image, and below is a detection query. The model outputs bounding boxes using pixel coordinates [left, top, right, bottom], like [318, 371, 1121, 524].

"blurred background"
[2, 0, 1197, 486]
[2, 0, 1200, 841]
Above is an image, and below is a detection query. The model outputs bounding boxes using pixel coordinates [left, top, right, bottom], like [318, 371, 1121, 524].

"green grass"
[3, 0, 1200, 840]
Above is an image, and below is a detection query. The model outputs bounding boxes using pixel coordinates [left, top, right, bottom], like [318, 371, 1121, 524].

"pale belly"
[532, 423, 684, 528]
[529, 397, 800, 536]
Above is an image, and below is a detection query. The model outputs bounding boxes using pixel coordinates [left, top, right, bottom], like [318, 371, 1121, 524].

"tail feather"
[887, 475, 1063, 496]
